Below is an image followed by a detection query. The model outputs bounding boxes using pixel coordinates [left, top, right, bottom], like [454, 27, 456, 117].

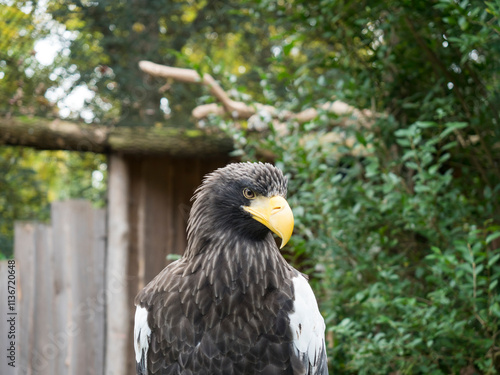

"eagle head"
[186, 162, 294, 255]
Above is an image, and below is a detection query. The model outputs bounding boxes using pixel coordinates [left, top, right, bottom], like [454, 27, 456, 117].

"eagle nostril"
[271, 206, 283, 215]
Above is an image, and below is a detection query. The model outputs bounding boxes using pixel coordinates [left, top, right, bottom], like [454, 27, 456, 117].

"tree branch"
[139, 60, 376, 128]
[138, 61, 255, 118]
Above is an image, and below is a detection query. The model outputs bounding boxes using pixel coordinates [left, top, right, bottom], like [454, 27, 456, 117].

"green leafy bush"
[226, 116, 500, 374]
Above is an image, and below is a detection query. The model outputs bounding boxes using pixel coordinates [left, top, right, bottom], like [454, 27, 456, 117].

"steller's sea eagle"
[134, 162, 328, 374]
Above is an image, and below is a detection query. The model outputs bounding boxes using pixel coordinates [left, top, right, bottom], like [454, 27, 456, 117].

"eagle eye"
[242, 188, 256, 199]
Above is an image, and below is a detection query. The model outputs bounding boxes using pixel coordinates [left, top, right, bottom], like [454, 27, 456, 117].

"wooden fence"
[0, 200, 106, 375]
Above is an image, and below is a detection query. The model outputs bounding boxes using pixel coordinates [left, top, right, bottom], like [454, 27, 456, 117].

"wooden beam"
[107, 126, 233, 156]
[0, 116, 108, 153]
[0, 116, 233, 157]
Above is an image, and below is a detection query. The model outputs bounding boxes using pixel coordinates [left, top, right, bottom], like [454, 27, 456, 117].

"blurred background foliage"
[1, 0, 500, 373]
[0, 146, 107, 258]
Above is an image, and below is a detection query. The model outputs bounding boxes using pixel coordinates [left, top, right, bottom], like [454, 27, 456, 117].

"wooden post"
[105, 153, 130, 375]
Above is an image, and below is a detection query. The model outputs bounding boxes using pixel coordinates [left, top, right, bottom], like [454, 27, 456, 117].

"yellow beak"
[243, 195, 294, 249]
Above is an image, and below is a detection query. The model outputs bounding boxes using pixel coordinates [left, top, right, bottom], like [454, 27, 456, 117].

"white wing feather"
[134, 305, 151, 371]
[289, 275, 327, 373]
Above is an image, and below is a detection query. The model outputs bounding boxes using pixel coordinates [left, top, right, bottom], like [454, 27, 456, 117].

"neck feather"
[183, 230, 294, 292]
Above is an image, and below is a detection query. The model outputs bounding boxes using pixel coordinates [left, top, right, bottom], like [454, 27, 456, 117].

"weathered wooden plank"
[144, 156, 173, 282]
[14, 222, 36, 375]
[0, 260, 18, 375]
[164, 156, 176, 263]
[51, 202, 73, 375]
[50, 203, 71, 375]
[105, 154, 131, 375]
[92, 208, 106, 375]
[126, 155, 142, 298]
[51, 200, 106, 375]
[136, 158, 148, 292]
[67, 200, 93, 375]
[172, 158, 186, 256]
[32, 224, 55, 375]
[53, 201, 94, 375]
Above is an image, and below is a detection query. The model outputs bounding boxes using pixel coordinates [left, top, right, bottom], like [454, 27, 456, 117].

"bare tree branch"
[139, 60, 376, 128]
[139, 61, 254, 117]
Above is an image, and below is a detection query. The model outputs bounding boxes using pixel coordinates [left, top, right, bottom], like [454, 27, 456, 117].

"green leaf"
[283, 40, 295, 56]
[486, 232, 500, 244]
[440, 122, 468, 139]
[395, 128, 409, 137]
[415, 121, 437, 129]
[355, 131, 367, 147]
[406, 161, 419, 170]
[476, 264, 484, 275]
[488, 253, 500, 268]
[490, 279, 498, 291]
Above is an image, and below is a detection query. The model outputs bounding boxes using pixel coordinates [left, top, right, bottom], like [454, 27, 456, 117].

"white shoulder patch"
[289, 274, 327, 373]
[134, 305, 151, 370]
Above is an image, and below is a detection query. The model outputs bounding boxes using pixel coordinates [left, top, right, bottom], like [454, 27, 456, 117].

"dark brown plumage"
[134, 162, 327, 375]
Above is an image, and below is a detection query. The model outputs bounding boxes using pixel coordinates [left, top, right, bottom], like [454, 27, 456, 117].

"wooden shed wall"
[124, 155, 231, 374]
